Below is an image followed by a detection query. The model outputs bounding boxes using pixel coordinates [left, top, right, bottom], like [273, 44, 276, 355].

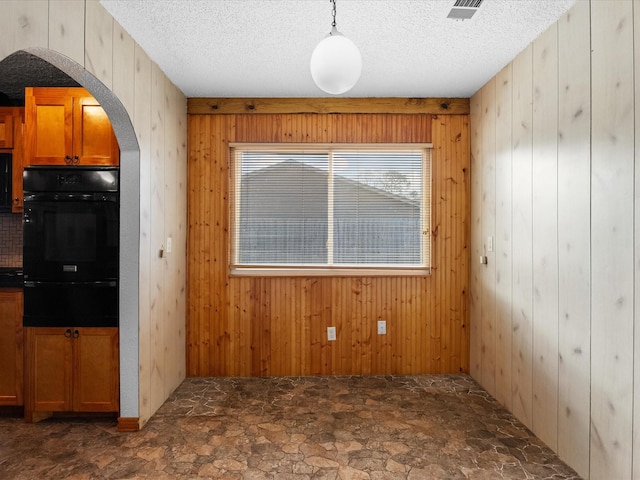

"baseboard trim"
[117, 417, 140, 432]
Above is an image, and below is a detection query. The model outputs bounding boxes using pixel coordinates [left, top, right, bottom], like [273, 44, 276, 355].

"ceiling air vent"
[447, 0, 484, 20]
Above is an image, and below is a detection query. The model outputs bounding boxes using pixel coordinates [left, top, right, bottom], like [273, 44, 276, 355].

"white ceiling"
[100, 0, 576, 99]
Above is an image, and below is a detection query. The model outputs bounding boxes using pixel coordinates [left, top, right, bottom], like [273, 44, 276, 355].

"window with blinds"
[230, 144, 432, 275]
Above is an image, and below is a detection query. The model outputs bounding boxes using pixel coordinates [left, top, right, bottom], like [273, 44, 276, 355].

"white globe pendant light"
[310, 0, 362, 95]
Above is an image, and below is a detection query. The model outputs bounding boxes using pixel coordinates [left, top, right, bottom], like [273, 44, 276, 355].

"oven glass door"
[23, 194, 119, 281]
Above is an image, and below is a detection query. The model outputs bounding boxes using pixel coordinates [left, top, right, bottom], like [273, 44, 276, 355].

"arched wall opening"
[2, 47, 140, 419]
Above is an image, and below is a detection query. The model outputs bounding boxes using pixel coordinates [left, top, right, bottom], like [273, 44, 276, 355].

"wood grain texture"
[0, 290, 23, 406]
[557, 4, 591, 476]
[590, 1, 634, 478]
[111, 20, 135, 120]
[149, 62, 166, 415]
[0, 0, 48, 59]
[188, 97, 469, 116]
[635, 2, 640, 479]
[0, 112, 14, 148]
[469, 91, 483, 381]
[187, 113, 469, 376]
[494, 63, 513, 411]
[116, 417, 140, 432]
[10, 107, 24, 212]
[471, 1, 640, 478]
[73, 328, 119, 412]
[531, 23, 559, 452]
[49, 0, 85, 66]
[510, 44, 534, 430]
[0, 0, 188, 430]
[480, 79, 496, 397]
[84, 0, 113, 89]
[134, 43, 154, 427]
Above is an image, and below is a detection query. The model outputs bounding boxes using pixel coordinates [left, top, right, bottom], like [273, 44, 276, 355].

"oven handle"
[24, 280, 117, 287]
[23, 193, 118, 202]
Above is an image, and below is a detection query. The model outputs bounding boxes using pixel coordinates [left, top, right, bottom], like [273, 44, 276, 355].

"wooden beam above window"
[187, 97, 470, 115]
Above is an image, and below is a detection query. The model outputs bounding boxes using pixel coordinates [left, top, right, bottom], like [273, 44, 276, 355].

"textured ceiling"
[100, 0, 576, 98]
[0, 52, 80, 105]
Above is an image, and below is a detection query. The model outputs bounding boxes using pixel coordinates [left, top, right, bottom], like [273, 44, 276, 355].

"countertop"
[0, 267, 23, 288]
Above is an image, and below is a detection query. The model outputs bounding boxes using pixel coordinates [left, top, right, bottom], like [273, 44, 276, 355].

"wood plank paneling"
[0, 0, 48, 59]
[469, 92, 483, 380]
[188, 97, 469, 116]
[134, 44, 153, 425]
[471, 1, 640, 478]
[557, 2, 591, 477]
[590, 1, 634, 477]
[494, 64, 513, 411]
[531, 23, 559, 452]
[49, 0, 85, 66]
[480, 79, 497, 397]
[84, 1, 113, 89]
[149, 63, 165, 415]
[635, 2, 640, 479]
[187, 113, 469, 376]
[510, 44, 534, 430]
[432, 115, 470, 375]
[0, 0, 187, 430]
[112, 20, 135, 120]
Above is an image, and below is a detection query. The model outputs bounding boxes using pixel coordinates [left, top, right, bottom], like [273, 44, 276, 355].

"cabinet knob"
[13, 197, 19, 204]
[64, 329, 72, 338]
[72, 329, 79, 338]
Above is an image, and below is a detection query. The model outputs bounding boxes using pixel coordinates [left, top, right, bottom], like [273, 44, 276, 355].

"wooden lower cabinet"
[25, 327, 119, 421]
[0, 289, 23, 406]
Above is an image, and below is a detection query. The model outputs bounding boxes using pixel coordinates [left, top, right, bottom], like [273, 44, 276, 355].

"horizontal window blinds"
[232, 146, 431, 269]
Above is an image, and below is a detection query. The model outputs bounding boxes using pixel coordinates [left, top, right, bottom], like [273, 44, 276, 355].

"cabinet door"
[26, 327, 73, 412]
[73, 96, 120, 166]
[0, 112, 14, 148]
[24, 89, 73, 166]
[73, 327, 119, 412]
[0, 290, 23, 406]
[11, 112, 24, 212]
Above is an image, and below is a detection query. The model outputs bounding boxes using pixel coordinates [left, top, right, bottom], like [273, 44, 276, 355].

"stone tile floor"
[0, 375, 580, 479]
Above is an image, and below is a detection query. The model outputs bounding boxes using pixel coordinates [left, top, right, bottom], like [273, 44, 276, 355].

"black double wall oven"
[23, 166, 119, 328]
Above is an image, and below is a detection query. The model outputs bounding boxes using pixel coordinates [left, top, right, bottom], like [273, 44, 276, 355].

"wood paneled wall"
[470, 1, 640, 478]
[187, 112, 470, 377]
[0, 0, 188, 428]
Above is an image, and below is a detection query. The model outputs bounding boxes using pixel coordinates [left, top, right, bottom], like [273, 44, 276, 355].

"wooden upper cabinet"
[73, 96, 120, 166]
[0, 106, 24, 212]
[10, 109, 25, 213]
[24, 87, 119, 166]
[0, 112, 14, 148]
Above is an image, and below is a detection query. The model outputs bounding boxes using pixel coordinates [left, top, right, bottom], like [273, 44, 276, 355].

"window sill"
[230, 266, 432, 277]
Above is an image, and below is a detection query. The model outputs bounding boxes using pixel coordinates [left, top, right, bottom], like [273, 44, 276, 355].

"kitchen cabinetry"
[0, 107, 25, 212]
[24, 87, 119, 166]
[24, 327, 119, 421]
[0, 289, 23, 406]
[0, 111, 13, 148]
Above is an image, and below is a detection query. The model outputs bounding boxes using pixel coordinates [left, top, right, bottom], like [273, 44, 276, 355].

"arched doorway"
[0, 47, 140, 420]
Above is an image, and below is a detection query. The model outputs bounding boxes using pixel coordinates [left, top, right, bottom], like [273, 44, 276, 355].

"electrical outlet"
[377, 320, 387, 335]
[327, 326, 336, 341]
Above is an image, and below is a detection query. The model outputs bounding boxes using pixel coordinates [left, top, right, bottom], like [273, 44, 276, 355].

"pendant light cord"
[331, 0, 337, 27]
